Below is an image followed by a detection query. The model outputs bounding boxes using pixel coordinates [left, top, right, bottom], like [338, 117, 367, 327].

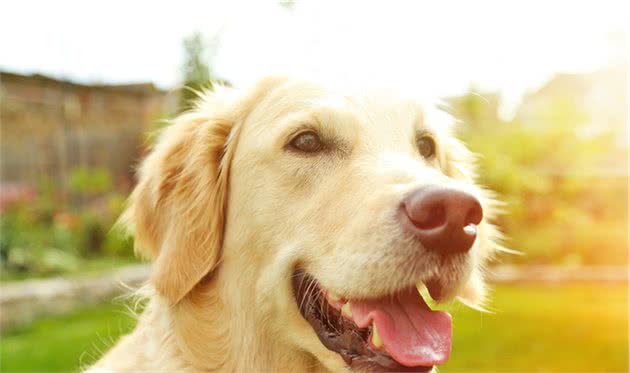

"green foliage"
[68, 167, 113, 195]
[3, 246, 80, 277]
[179, 32, 212, 112]
[450, 91, 628, 265]
[0, 169, 135, 280]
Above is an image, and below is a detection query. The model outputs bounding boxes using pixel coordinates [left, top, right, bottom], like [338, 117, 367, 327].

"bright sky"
[1, 0, 627, 115]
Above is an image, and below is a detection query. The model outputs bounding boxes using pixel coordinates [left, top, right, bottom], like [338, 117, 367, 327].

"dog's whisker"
[300, 277, 318, 312]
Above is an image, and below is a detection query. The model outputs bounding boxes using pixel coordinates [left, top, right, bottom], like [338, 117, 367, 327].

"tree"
[179, 32, 212, 111]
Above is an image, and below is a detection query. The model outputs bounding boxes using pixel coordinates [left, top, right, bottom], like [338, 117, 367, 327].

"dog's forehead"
[247, 80, 444, 135]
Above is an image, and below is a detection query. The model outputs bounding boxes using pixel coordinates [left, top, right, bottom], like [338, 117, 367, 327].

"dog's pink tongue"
[349, 288, 452, 367]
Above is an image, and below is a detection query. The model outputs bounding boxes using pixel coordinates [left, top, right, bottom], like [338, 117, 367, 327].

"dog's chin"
[291, 269, 456, 373]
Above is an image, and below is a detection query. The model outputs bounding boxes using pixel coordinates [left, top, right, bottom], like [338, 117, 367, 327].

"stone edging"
[0, 264, 150, 331]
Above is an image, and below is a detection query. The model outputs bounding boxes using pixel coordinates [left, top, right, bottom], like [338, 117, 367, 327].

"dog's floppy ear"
[124, 109, 233, 305]
[122, 77, 286, 305]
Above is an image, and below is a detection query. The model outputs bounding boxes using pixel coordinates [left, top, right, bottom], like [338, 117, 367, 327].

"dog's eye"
[417, 136, 436, 159]
[289, 131, 324, 153]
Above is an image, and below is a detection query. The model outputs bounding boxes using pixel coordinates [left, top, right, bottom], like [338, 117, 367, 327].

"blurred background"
[0, 1, 628, 372]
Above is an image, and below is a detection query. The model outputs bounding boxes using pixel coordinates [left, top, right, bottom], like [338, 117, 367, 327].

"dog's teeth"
[371, 323, 383, 348]
[463, 224, 477, 235]
[341, 302, 352, 318]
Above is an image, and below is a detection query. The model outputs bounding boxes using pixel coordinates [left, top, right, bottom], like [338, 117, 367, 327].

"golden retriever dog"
[89, 76, 502, 373]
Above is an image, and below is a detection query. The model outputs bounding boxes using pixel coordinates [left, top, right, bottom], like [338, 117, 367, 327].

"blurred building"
[0, 71, 177, 192]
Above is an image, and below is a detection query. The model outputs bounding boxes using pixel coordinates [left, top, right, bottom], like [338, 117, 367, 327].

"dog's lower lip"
[425, 278, 445, 301]
[292, 270, 434, 372]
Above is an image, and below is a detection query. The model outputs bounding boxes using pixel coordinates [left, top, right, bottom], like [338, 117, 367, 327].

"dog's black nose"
[401, 186, 483, 255]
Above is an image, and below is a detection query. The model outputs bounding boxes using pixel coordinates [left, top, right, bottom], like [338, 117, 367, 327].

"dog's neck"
[153, 266, 319, 372]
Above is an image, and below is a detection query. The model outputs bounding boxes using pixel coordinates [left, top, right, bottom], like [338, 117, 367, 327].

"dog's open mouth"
[292, 270, 452, 372]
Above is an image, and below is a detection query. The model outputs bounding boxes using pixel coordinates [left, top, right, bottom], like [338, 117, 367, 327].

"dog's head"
[123, 77, 502, 372]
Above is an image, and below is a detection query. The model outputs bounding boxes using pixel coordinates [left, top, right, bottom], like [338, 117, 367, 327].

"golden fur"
[89, 77, 503, 372]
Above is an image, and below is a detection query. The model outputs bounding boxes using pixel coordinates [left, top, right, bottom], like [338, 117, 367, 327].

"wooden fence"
[0, 72, 176, 197]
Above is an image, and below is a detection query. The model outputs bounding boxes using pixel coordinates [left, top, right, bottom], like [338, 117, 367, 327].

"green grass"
[0, 283, 627, 372]
[443, 283, 628, 372]
[0, 302, 137, 372]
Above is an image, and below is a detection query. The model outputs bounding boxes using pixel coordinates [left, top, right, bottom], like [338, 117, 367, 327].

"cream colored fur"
[88, 77, 502, 373]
